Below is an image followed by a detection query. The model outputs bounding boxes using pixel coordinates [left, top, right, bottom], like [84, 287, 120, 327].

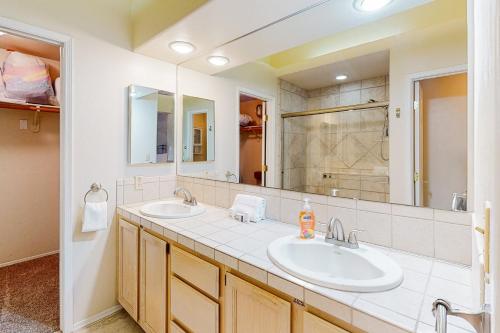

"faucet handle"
[347, 229, 364, 246]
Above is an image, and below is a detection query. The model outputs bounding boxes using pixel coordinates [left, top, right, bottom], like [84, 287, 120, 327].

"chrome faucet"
[433, 299, 490, 333]
[173, 187, 197, 206]
[325, 217, 363, 249]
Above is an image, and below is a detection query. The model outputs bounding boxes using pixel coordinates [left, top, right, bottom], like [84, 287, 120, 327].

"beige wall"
[0, 0, 177, 327]
[389, 19, 468, 205]
[0, 109, 59, 265]
[420, 73, 467, 210]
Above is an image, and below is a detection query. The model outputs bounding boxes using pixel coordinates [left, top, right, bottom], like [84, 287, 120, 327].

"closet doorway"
[0, 29, 63, 333]
[413, 71, 468, 210]
[239, 93, 267, 186]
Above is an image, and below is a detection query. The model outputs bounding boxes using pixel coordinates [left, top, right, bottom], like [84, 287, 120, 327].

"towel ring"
[84, 183, 109, 204]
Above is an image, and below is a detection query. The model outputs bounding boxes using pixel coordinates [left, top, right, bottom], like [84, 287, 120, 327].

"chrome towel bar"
[84, 183, 109, 203]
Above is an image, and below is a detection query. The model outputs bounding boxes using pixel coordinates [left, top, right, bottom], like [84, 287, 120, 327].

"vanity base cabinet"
[117, 219, 139, 321]
[139, 230, 167, 333]
[225, 273, 291, 333]
[170, 321, 187, 333]
[303, 312, 349, 333]
[171, 276, 219, 333]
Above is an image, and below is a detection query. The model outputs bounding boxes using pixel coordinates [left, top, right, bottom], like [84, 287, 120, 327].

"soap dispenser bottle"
[299, 198, 315, 239]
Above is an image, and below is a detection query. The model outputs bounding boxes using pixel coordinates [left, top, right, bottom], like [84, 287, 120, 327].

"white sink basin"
[140, 201, 206, 219]
[267, 235, 403, 292]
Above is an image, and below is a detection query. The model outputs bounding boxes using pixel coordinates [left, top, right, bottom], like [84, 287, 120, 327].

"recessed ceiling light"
[169, 41, 195, 54]
[353, 0, 392, 12]
[336, 74, 348, 81]
[207, 55, 230, 66]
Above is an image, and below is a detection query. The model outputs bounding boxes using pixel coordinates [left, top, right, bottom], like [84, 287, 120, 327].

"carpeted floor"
[0, 254, 59, 333]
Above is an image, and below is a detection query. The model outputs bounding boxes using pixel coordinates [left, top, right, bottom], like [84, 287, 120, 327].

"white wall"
[0, 0, 177, 327]
[389, 19, 468, 205]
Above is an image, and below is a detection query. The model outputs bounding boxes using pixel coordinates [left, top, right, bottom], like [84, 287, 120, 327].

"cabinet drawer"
[171, 276, 219, 333]
[171, 246, 219, 298]
[170, 321, 187, 333]
[303, 312, 350, 333]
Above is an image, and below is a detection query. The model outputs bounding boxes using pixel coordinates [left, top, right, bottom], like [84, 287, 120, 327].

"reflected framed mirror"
[182, 95, 215, 162]
[128, 85, 175, 164]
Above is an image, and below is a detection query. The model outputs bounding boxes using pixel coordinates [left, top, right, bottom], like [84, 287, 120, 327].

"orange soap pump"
[299, 198, 315, 239]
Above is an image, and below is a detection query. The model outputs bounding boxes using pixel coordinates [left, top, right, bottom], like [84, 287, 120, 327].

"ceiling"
[133, 0, 433, 75]
[279, 50, 390, 90]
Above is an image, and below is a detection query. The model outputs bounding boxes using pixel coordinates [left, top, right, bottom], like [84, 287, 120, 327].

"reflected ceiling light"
[207, 55, 230, 66]
[336, 74, 348, 81]
[353, 0, 392, 11]
[0, 32, 5, 36]
[169, 41, 195, 54]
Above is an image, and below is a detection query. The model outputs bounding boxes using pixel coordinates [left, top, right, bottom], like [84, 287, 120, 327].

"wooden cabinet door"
[118, 219, 139, 321]
[170, 322, 187, 333]
[225, 273, 291, 333]
[139, 230, 167, 333]
[303, 312, 350, 333]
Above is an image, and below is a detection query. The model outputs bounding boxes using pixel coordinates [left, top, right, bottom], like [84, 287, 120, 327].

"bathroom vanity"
[116, 200, 473, 333]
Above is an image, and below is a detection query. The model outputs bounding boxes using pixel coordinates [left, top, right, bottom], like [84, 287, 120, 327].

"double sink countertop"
[117, 199, 475, 333]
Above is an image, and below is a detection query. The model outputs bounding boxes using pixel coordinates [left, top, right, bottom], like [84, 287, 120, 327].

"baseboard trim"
[0, 250, 60, 268]
[72, 304, 123, 331]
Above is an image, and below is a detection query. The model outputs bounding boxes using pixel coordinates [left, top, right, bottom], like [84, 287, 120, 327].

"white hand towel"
[230, 194, 266, 222]
[82, 202, 108, 232]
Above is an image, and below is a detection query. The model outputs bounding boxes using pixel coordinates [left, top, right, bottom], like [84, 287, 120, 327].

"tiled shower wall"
[281, 77, 390, 202]
[117, 175, 472, 265]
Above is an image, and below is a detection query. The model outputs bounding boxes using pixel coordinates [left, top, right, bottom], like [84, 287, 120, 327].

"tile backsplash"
[116, 175, 472, 265]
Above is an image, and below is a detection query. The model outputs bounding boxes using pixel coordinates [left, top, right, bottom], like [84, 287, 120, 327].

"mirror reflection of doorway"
[239, 93, 267, 186]
[413, 72, 467, 210]
[192, 113, 207, 161]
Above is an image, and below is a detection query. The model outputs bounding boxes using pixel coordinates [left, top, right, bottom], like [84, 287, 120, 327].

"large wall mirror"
[181, 95, 215, 162]
[129, 85, 175, 164]
[175, 0, 470, 211]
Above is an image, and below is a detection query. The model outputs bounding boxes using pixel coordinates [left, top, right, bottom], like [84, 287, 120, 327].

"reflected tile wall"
[281, 77, 390, 202]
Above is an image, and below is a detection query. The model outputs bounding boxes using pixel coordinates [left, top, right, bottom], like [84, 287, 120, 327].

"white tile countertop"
[117, 200, 476, 333]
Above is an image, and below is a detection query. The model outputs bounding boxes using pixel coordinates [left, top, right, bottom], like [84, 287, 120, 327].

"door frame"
[236, 87, 276, 187]
[0, 16, 74, 332]
[183, 108, 212, 161]
[408, 65, 468, 207]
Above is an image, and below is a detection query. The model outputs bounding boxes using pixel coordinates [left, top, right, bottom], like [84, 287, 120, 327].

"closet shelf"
[240, 125, 262, 133]
[0, 100, 60, 113]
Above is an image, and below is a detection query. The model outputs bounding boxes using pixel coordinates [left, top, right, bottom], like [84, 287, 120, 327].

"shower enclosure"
[282, 102, 390, 203]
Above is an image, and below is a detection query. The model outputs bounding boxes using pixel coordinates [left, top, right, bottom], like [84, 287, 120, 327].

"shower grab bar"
[433, 299, 491, 333]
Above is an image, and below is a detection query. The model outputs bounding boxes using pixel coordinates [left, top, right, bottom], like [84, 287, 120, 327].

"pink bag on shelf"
[2, 51, 55, 104]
